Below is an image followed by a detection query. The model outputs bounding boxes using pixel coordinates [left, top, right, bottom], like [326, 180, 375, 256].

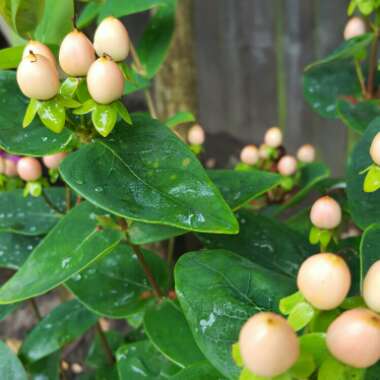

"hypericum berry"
[42, 152, 67, 169]
[264, 127, 282, 148]
[239, 312, 299, 377]
[369, 132, 380, 166]
[297, 144, 315, 163]
[363, 261, 380, 312]
[327, 308, 380, 368]
[4, 156, 19, 177]
[94, 16, 129, 62]
[22, 41, 56, 67]
[240, 145, 259, 165]
[277, 155, 297, 176]
[310, 196, 342, 230]
[259, 144, 270, 159]
[17, 53, 60, 100]
[187, 124, 205, 145]
[0, 156, 5, 174]
[87, 56, 125, 104]
[59, 30, 95, 77]
[297, 253, 351, 310]
[17, 157, 42, 182]
[344, 17, 366, 40]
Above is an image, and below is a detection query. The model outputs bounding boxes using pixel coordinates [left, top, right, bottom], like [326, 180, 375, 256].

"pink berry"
[17, 157, 42, 182]
[370, 132, 380, 166]
[187, 124, 205, 145]
[4, 159, 18, 177]
[264, 127, 282, 148]
[363, 261, 380, 312]
[297, 253, 351, 310]
[310, 196, 342, 230]
[240, 145, 259, 165]
[42, 152, 67, 169]
[277, 155, 297, 176]
[22, 41, 56, 68]
[297, 144, 315, 163]
[0, 157, 4, 174]
[327, 308, 380, 368]
[239, 312, 299, 377]
[344, 17, 366, 40]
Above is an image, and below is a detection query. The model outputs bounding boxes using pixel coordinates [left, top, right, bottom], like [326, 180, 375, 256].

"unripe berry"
[297, 144, 315, 163]
[259, 144, 270, 159]
[42, 152, 68, 169]
[239, 312, 299, 377]
[22, 41, 56, 67]
[17, 53, 60, 100]
[59, 30, 95, 77]
[187, 124, 205, 145]
[297, 253, 351, 310]
[87, 56, 125, 104]
[363, 261, 380, 312]
[369, 132, 380, 166]
[4, 157, 19, 177]
[17, 157, 42, 182]
[310, 196, 342, 230]
[344, 17, 366, 40]
[264, 127, 282, 148]
[94, 17, 129, 62]
[277, 155, 297, 176]
[327, 308, 380, 368]
[240, 145, 259, 165]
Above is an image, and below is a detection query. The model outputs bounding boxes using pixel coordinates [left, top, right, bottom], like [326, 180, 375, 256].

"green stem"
[354, 59, 367, 97]
[95, 322, 115, 365]
[29, 299, 42, 321]
[367, 30, 379, 98]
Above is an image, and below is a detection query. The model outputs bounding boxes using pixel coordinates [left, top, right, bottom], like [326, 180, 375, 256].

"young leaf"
[11, 0, 45, 38]
[279, 291, 305, 315]
[114, 101, 132, 125]
[91, 104, 118, 137]
[289, 352, 316, 378]
[363, 164, 380, 192]
[166, 112, 196, 129]
[0, 340, 28, 380]
[23, 98, 40, 128]
[77, 1, 102, 28]
[73, 99, 96, 115]
[232, 343, 244, 368]
[299, 333, 329, 367]
[27, 352, 60, 380]
[287, 302, 315, 331]
[37, 97, 66, 133]
[0, 45, 24, 70]
[59, 77, 80, 97]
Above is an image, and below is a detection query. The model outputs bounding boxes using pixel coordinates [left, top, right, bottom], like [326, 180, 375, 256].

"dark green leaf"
[144, 299, 205, 367]
[360, 224, 380, 281]
[0, 202, 123, 304]
[11, 0, 45, 38]
[170, 361, 225, 380]
[77, 1, 102, 29]
[28, 352, 60, 380]
[92, 104, 118, 137]
[124, 67, 151, 95]
[98, 0, 167, 19]
[0, 188, 65, 235]
[165, 112, 196, 129]
[116, 340, 179, 379]
[128, 222, 185, 245]
[199, 210, 314, 278]
[175, 249, 296, 379]
[366, 362, 380, 379]
[0, 340, 27, 380]
[66, 243, 168, 318]
[20, 300, 97, 362]
[37, 97, 66, 133]
[0, 71, 73, 156]
[60, 113, 238, 234]
[0, 303, 19, 321]
[0, 45, 24, 70]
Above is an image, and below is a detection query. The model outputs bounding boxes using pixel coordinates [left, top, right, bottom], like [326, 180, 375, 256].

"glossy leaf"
[66, 243, 168, 318]
[11, 0, 45, 38]
[170, 362, 225, 380]
[60, 113, 238, 234]
[20, 300, 97, 362]
[0, 303, 19, 321]
[23, 98, 40, 128]
[114, 101, 132, 125]
[337, 99, 380, 134]
[199, 210, 314, 278]
[0, 71, 72, 156]
[287, 302, 315, 331]
[299, 333, 329, 367]
[92, 104, 118, 137]
[77, 1, 102, 29]
[0, 45, 24, 70]
[318, 357, 364, 380]
[0, 233, 40, 269]
[116, 340, 179, 379]
[124, 66, 151, 95]
[166, 112, 196, 129]
[0, 340, 28, 380]
[143, 299, 205, 367]
[363, 164, 380, 192]
[347, 117, 380, 228]
[0, 202, 123, 304]
[37, 97, 66, 133]
[28, 352, 60, 380]
[0, 188, 65, 235]
[175, 249, 296, 379]
[59, 77, 80, 97]
[98, 0, 167, 19]
[360, 224, 380, 282]
[128, 222, 185, 245]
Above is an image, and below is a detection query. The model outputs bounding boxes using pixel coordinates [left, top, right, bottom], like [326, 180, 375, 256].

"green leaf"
[59, 77, 80, 97]
[0, 233, 40, 269]
[0, 340, 28, 380]
[0, 45, 24, 70]
[199, 210, 314, 278]
[318, 356, 365, 380]
[0, 188, 65, 235]
[363, 164, 380, 192]
[170, 361, 225, 380]
[124, 66, 151, 95]
[128, 222, 185, 245]
[23, 98, 40, 128]
[347, 117, 380, 228]
[360, 224, 380, 282]
[98, 0, 168, 19]
[34, 0, 74, 44]
[92, 104, 118, 137]
[309, 309, 341, 333]
[137, 0, 176, 78]
[0, 303, 19, 321]
[37, 97, 66, 133]
[337, 99, 380, 134]
[366, 362, 380, 379]
[290, 352, 316, 378]
[114, 101, 132, 125]
[279, 291, 305, 315]
[287, 302, 315, 331]
[0, 71, 73, 156]
[175, 249, 296, 380]
[231, 343, 243, 368]
[0, 202, 123, 304]
[28, 352, 60, 380]
[144, 299, 205, 368]
[299, 333, 328, 367]
[20, 300, 97, 362]
[73, 99, 96, 115]
[116, 340, 179, 379]
[11, 0, 45, 38]
[60, 113, 238, 234]
[77, 1, 102, 29]
[66, 243, 168, 318]
[166, 112, 196, 129]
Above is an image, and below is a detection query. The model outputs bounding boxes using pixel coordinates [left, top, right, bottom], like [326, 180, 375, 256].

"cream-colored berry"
[187, 125, 205, 145]
[94, 16, 129, 62]
[17, 157, 42, 182]
[239, 312, 299, 377]
[23, 41, 56, 67]
[370, 132, 380, 166]
[297, 253, 351, 310]
[42, 152, 67, 169]
[264, 127, 282, 148]
[297, 144, 315, 163]
[4, 159, 18, 177]
[327, 308, 380, 368]
[344, 17, 366, 40]
[277, 155, 297, 176]
[87, 56, 125, 104]
[240, 145, 259, 165]
[59, 30, 95, 77]
[17, 53, 60, 100]
[363, 261, 380, 312]
[310, 196, 342, 230]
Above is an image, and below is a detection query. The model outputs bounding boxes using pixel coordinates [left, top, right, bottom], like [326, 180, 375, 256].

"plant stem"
[65, 186, 72, 211]
[95, 322, 115, 365]
[129, 40, 158, 118]
[167, 237, 175, 289]
[367, 31, 379, 98]
[29, 299, 42, 321]
[354, 59, 367, 97]
[42, 190, 64, 214]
